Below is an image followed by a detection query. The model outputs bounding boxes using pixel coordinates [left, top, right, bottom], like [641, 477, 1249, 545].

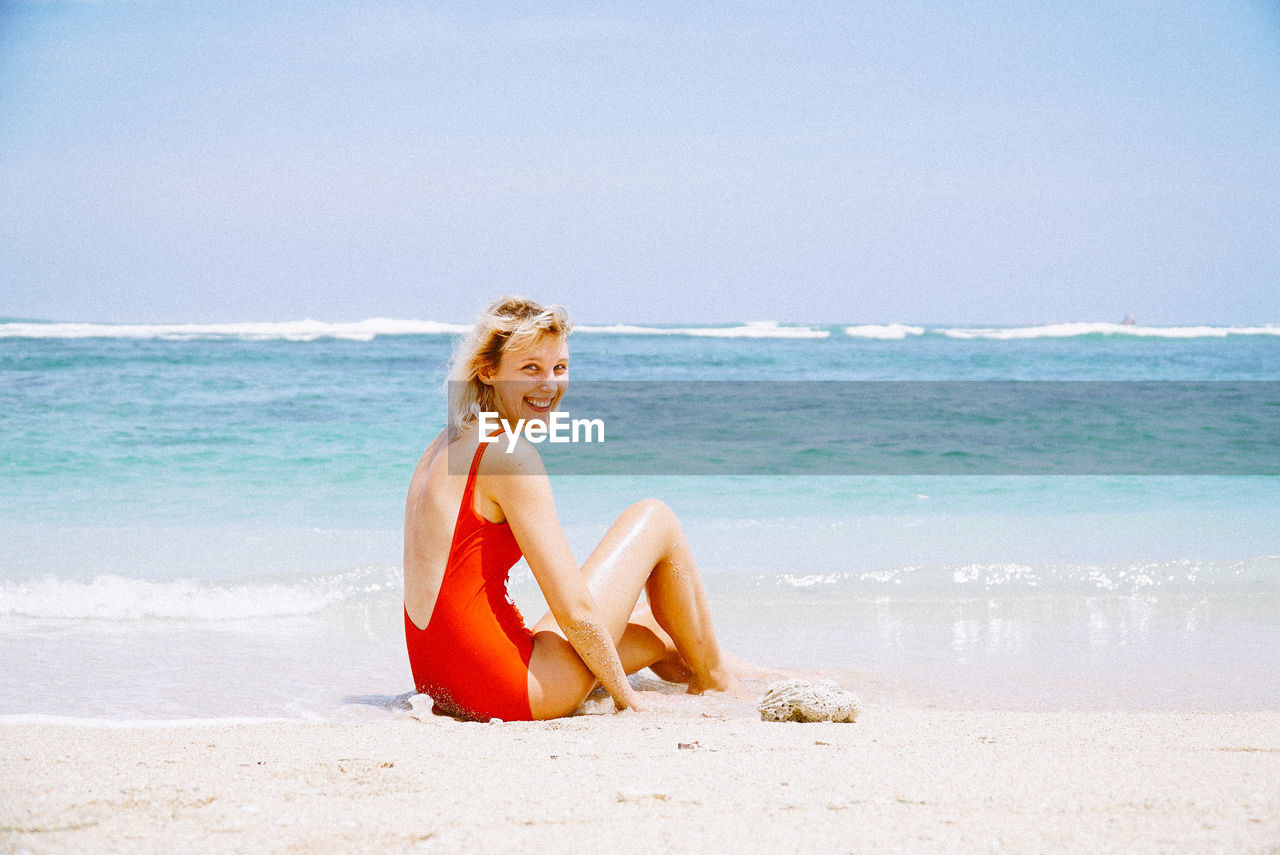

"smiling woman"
[401, 296, 766, 721]
[447, 299, 572, 429]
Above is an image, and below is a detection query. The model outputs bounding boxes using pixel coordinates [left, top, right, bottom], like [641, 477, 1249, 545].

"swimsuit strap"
[466, 437, 489, 480]
[459, 434, 501, 523]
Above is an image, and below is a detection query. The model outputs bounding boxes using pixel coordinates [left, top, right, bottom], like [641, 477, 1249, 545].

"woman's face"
[480, 334, 569, 424]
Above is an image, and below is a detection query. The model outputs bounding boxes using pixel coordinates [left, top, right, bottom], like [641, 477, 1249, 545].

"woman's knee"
[624, 498, 679, 533]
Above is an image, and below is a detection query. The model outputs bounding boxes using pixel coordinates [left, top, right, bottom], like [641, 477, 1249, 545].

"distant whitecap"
[0, 318, 471, 341]
[575, 321, 830, 339]
[843, 324, 926, 340]
[940, 322, 1280, 340]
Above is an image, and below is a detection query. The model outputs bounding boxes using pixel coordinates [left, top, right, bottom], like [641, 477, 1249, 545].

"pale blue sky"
[2, 0, 1278, 324]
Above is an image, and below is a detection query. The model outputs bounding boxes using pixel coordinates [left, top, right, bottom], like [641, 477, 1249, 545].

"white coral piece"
[757, 679, 861, 723]
[406, 693, 435, 721]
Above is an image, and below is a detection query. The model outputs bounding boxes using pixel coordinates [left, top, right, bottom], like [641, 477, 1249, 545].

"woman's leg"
[621, 601, 695, 684]
[526, 499, 739, 718]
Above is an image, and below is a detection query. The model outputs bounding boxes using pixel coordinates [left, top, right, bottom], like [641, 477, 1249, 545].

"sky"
[1, 0, 1278, 325]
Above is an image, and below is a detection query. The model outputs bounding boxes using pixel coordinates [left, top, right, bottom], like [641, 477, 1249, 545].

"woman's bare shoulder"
[476, 433, 549, 478]
[406, 429, 463, 505]
[424, 427, 456, 463]
[408, 430, 438, 475]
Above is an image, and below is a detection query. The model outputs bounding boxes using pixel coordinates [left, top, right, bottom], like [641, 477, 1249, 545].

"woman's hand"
[560, 617, 636, 713]
[614, 688, 644, 713]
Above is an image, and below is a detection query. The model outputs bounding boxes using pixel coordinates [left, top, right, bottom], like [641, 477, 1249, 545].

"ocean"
[2, 319, 1278, 721]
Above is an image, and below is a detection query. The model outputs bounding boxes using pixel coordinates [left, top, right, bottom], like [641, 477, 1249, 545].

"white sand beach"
[4, 704, 1278, 854]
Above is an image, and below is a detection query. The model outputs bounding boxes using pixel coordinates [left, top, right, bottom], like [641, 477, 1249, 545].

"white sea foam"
[0, 566, 398, 621]
[779, 572, 847, 588]
[6, 318, 1275, 341]
[843, 324, 925, 340]
[576, 321, 830, 339]
[767, 556, 1279, 595]
[0, 319, 830, 341]
[0, 318, 470, 342]
[938, 322, 1280, 340]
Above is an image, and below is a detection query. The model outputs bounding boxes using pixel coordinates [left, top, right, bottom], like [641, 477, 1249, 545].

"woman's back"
[402, 429, 475, 631]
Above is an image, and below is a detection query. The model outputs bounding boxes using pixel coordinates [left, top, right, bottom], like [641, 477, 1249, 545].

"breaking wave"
[0, 565, 400, 621]
[4, 319, 1275, 342]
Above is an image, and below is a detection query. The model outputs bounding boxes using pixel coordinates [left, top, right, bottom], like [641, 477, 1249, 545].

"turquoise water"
[2, 320, 1278, 718]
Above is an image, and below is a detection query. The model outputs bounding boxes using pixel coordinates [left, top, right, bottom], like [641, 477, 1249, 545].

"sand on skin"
[3, 705, 1279, 854]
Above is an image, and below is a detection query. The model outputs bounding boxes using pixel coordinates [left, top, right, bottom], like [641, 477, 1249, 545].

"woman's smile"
[523, 393, 555, 412]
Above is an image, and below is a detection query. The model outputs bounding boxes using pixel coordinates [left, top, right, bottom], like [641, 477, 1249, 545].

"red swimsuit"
[404, 440, 535, 721]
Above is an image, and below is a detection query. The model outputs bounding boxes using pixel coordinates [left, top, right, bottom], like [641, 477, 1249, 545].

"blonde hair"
[447, 296, 572, 430]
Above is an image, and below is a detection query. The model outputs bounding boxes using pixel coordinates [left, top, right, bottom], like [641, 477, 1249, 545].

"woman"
[403, 296, 751, 720]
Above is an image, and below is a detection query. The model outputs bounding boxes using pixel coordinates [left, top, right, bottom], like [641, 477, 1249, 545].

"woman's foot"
[647, 650, 695, 685]
[686, 666, 754, 700]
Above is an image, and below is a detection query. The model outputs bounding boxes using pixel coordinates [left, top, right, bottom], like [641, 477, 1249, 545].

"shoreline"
[4, 705, 1277, 853]
[4, 654, 1280, 724]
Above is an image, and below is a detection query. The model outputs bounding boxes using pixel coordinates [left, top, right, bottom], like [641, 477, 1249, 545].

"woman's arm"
[482, 441, 641, 711]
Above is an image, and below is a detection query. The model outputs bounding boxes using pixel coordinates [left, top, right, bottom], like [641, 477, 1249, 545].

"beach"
[3, 322, 1279, 852]
[6, 0, 1279, 846]
[4, 703, 1279, 854]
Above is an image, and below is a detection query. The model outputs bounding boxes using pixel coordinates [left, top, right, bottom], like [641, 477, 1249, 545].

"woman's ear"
[476, 359, 496, 386]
